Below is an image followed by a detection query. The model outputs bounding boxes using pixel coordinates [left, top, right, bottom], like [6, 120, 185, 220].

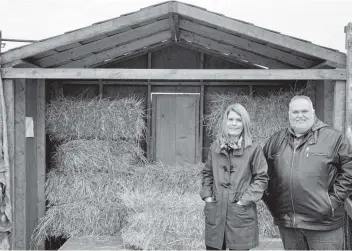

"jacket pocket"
[204, 200, 218, 225]
[306, 152, 329, 157]
[228, 202, 256, 227]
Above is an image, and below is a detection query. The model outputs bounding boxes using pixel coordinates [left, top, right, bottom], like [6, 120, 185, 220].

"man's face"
[289, 98, 315, 134]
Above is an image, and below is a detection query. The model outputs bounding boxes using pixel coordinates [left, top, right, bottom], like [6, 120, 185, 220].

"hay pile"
[120, 162, 205, 250]
[32, 96, 146, 248]
[205, 88, 312, 146]
[46, 96, 145, 142]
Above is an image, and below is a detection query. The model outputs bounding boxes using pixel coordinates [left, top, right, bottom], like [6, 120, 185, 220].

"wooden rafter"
[58, 31, 171, 68]
[177, 41, 261, 69]
[180, 30, 294, 69]
[2, 59, 40, 68]
[310, 60, 337, 69]
[35, 19, 170, 67]
[91, 41, 173, 68]
[179, 19, 316, 68]
[176, 2, 346, 65]
[1, 68, 346, 80]
[0, 2, 170, 64]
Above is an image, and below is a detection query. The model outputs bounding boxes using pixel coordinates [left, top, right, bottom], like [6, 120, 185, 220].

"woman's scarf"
[218, 135, 243, 152]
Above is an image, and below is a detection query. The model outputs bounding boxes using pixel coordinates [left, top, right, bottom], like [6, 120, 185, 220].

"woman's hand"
[204, 197, 213, 202]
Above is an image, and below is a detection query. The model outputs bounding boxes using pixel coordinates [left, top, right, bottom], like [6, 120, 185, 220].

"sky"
[0, 0, 352, 52]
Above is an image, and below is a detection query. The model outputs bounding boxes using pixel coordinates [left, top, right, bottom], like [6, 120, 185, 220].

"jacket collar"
[213, 139, 245, 156]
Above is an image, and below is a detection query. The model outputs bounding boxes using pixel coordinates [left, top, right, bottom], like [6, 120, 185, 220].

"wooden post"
[3, 80, 14, 250]
[98, 80, 103, 97]
[147, 52, 152, 160]
[345, 23, 352, 137]
[333, 80, 346, 132]
[36, 80, 46, 250]
[199, 52, 204, 162]
[0, 30, 12, 250]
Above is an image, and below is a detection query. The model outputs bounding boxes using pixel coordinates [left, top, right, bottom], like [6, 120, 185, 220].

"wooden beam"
[177, 41, 261, 69]
[176, 2, 346, 65]
[0, 3, 170, 64]
[311, 60, 338, 69]
[1, 68, 346, 80]
[58, 31, 171, 68]
[333, 80, 346, 132]
[13, 79, 26, 249]
[147, 52, 152, 161]
[91, 40, 173, 68]
[169, 15, 176, 41]
[51, 80, 285, 86]
[180, 30, 293, 69]
[179, 19, 315, 68]
[3, 80, 14, 249]
[345, 22, 352, 135]
[2, 59, 41, 68]
[36, 19, 170, 67]
[199, 52, 204, 162]
[36, 80, 45, 250]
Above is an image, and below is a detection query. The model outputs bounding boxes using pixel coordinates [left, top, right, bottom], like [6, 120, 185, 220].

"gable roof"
[0, 1, 346, 69]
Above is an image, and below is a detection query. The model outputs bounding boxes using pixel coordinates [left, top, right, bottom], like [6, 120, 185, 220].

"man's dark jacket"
[263, 119, 352, 230]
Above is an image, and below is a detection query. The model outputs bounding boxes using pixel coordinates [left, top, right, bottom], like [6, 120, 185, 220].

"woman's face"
[226, 110, 243, 138]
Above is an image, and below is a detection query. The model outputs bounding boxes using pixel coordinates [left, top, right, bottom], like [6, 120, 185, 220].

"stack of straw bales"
[120, 162, 205, 250]
[32, 96, 146, 248]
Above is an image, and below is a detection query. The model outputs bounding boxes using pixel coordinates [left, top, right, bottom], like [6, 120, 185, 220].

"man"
[263, 95, 352, 250]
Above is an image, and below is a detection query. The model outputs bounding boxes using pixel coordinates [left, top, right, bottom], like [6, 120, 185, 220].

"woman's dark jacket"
[200, 140, 268, 250]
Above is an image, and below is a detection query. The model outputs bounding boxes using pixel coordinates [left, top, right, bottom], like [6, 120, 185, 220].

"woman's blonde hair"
[219, 103, 252, 148]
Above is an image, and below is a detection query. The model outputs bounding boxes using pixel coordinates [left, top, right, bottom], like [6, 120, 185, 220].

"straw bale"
[121, 190, 205, 250]
[128, 162, 203, 194]
[205, 88, 311, 146]
[31, 201, 127, 249]
[46, 96, 145, 142]
[45, 169, 129, 206]
[53, 139, 146, 173]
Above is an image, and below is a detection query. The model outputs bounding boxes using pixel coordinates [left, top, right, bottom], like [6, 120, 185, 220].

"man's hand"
[204, 197, 213, 202]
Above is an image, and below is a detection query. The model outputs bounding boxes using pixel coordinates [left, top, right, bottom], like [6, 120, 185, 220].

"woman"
[201, 103, 268, 250]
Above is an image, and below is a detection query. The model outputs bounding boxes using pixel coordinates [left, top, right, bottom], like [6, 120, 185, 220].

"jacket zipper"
[326, 191, 335, 217]
[290, 148, 297, 227]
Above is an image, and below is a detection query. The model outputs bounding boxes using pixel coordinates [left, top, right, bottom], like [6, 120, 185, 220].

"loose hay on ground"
[53, 139, 146, 173]
[46, 96, 145, 142]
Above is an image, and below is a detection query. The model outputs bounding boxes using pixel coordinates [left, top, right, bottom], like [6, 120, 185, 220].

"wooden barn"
[0, 1, 351, 249]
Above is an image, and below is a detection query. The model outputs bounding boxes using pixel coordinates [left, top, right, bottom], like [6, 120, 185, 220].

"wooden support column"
[4, 80, 14, 249]
[345, 23, 352, 138]
[147, 52, 152, 160]
[13, 79, 26, 249]
[333, 80, 346, 131]
[36, 80, 46, 250]
[199, 52, 204, 162]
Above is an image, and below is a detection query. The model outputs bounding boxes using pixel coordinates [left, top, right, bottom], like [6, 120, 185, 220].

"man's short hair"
[289, 95, 314, 110]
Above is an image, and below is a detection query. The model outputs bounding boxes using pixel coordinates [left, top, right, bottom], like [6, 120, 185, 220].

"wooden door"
[152, 94, 200, 165]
